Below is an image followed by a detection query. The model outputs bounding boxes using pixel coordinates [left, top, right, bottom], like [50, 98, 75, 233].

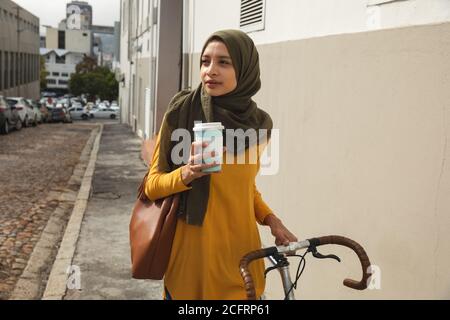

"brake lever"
[308, 246, 341, 262]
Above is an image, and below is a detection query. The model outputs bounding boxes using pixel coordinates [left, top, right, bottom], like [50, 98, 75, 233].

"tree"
[40, 56, 48, 90]
[68, 73, 85, 97]
[75, 54, 98, 74]
[69, 63, 119, 102]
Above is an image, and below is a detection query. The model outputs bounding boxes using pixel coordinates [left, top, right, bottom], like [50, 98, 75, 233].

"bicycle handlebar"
[239, 235, 371, 300]
[309, 235, 371, 290]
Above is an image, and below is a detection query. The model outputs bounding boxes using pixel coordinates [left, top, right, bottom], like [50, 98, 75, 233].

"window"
[5, 52, 9, 89]
[61, 73, 69, 77]
[12, 52, 16, 87]
[52, 72, 60, 76]
[239, 0, 266, 33]
[56, 55, 66, 64]
[35, 55, 38, 81]
[58, 80, 68, 85]
[47, 79, 56, 84]
[0, 51, 3, 91]
[58, 30, 65, 49]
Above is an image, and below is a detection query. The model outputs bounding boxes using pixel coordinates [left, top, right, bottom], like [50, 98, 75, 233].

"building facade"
[92, 25, 115, 69]
[42, 1, 118, 93]
[44, 26, 92, 92]
[45, 27, 92, 55]
[0, 0, 40, 99]
[66, 0, 93, 30]
[40, 48, 84, 92]
[119, 0, 182, 139]
[119, 0, 450, 299]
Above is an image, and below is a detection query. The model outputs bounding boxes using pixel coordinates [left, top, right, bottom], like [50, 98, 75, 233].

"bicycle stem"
[275, 240, 311, 254]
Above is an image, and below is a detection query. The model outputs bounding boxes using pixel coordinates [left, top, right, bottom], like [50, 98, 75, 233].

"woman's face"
[200, 41, 237, 96]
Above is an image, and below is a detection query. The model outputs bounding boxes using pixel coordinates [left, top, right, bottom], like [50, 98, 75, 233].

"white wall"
[192, 0, 450, 51]
[66, 29, 92, 54]
[44, 52, 83, 89]
[119, 0, 131, 125]
[186, 0, 450, 300]
[119, 0, 160, 136]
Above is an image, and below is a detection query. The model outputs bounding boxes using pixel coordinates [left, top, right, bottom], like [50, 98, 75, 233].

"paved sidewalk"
[57, 123, 163, 300]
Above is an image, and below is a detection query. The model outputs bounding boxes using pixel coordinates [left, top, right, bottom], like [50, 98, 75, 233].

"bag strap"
[137, 171, 150, 202]
[137, 135, 159, 202]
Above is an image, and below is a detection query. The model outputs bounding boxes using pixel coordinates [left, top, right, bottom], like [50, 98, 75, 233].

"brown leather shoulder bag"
[129, 136, 179, 280]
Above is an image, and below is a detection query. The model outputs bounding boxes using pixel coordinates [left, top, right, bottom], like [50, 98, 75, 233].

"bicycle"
[240, 235, 372, 300]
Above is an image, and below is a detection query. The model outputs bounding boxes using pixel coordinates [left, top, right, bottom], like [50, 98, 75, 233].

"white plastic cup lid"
[193, 122, 224, 131]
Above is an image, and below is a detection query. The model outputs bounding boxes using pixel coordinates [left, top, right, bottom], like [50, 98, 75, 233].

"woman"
[145, 29, 297, 300]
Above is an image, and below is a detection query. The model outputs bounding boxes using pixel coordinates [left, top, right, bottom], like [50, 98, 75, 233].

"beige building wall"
[65, 29, 92, 54]
[135, 56, 150, 136]
[45, 27, 91, 55]
[45, 27, 58, 49]
[0, 0, 40, 99]
[191, 22, 450, 299]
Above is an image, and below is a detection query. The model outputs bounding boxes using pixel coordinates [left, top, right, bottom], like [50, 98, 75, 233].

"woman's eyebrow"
[202, 54, 231, 60]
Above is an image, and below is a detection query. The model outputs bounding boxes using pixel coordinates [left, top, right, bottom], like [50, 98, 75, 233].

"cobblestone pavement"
[0, 123, 95, 300]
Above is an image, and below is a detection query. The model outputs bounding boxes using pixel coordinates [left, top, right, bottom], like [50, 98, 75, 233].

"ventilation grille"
[240, 0, 265, 32]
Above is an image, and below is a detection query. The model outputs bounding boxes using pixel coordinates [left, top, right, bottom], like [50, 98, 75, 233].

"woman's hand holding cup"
[181, 141, 225, 186]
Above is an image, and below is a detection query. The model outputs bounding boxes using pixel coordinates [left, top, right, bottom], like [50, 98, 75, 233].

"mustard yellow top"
[145, 134, 274, 300]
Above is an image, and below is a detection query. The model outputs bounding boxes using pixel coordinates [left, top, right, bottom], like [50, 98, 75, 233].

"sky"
[13, 0, 120, 35]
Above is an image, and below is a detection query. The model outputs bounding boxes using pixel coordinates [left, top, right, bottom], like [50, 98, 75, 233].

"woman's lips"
[205, 81, 221, 88]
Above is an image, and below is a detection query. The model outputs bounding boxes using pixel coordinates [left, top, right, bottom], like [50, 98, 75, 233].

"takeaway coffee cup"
[193, 122, 224, 173]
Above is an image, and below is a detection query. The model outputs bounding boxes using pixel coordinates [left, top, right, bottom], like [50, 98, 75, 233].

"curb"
[41, 124, 103, 300]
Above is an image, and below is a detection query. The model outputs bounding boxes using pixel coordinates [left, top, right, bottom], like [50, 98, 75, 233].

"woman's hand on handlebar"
[264, 214, 298, 246]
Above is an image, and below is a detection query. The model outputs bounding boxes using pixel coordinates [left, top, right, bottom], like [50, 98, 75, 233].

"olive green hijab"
[158, 29, 273, 226]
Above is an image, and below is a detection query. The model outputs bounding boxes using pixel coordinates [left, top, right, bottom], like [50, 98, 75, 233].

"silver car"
[89, 108, 118, 120]
[6, 97, 35, 127]
[68, 105, 90, 120]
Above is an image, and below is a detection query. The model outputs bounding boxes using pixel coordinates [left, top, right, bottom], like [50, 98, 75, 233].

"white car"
[90, 108, 118, 119]
[6, 97, 37, 127]
[96, 103, 108, 110]
[27, 99, 42, 123]
[68, 106, 90, 120]
[110, 102, 119, 111]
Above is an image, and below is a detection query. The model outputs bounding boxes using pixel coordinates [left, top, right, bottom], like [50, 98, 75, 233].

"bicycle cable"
[283, 249, 309, 300]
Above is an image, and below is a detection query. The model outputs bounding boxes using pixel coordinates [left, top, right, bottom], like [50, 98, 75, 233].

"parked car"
[85, 102, 95, 111]
[89, 108, 118, 119]
[96, 103, 108, 110]
[56, 98, 71, 108]
[68, 105, 90, 120]
[27, 99, 43, 124]
[39, 103, 51, 123]
[0, 96, 22, 134]
[6, 97, 31, 127]
[110, 101, 119, 111]
[50, 107, 73, 123]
